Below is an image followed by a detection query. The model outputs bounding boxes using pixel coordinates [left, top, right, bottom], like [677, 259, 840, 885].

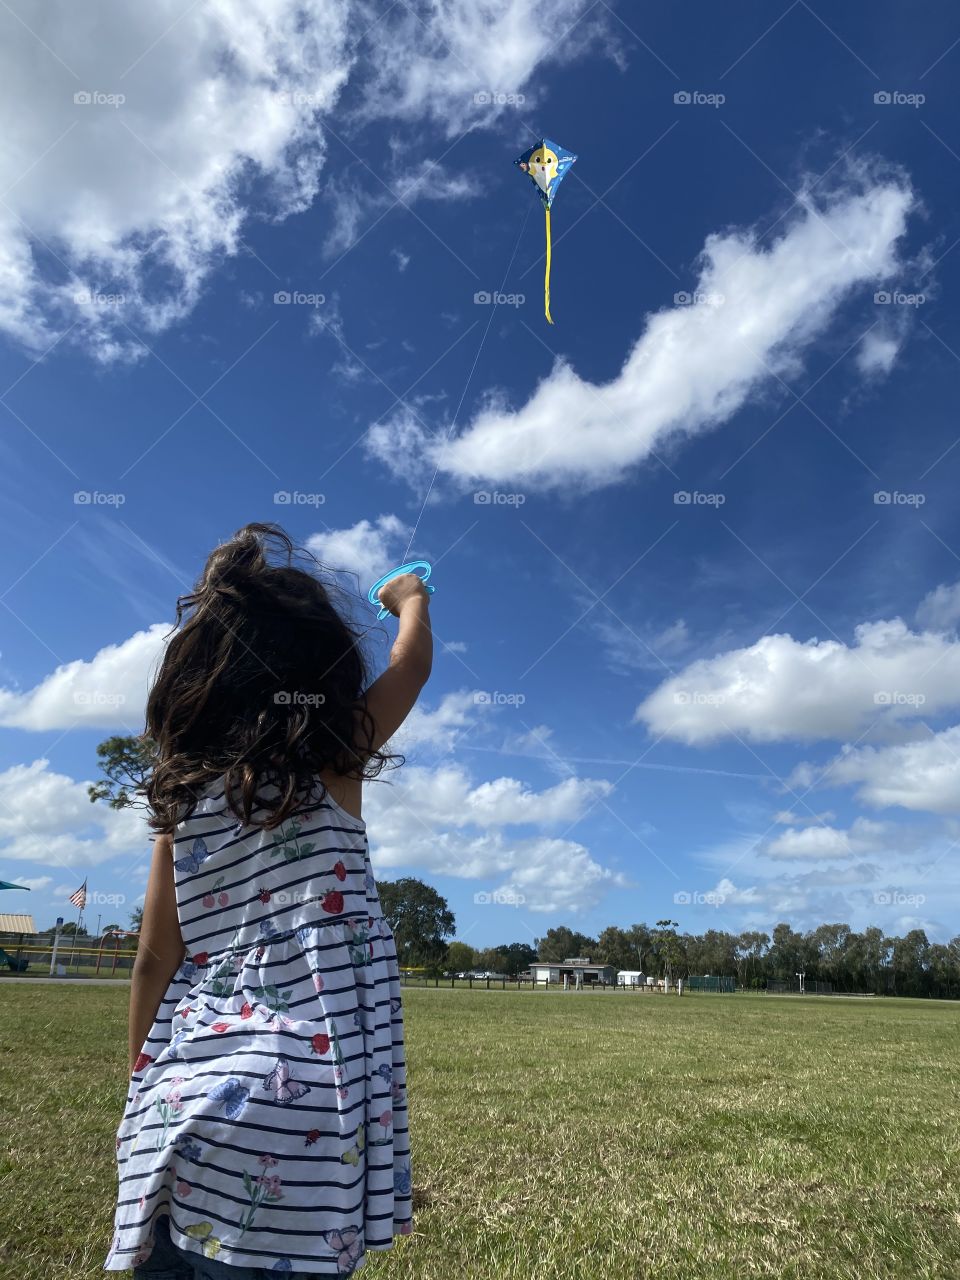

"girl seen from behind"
[104, 522, 432, 1279]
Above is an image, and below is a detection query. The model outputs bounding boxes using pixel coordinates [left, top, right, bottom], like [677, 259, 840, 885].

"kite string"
[401, 201, 534, 563]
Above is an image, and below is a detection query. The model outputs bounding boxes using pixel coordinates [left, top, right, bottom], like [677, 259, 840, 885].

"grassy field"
[1, 985, 958, 1280]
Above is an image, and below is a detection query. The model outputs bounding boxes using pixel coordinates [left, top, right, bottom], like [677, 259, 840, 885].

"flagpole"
[67, 879, 87, 970]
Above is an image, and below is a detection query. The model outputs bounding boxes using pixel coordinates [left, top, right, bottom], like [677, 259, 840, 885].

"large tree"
[446, 941, 477, 973]
[88, 735, 158, 810]
[534, 926, 598, 961]
[377, 877, 455, 969]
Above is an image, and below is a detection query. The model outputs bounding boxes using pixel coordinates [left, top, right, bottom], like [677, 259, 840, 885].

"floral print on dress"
[269, 817, 318, 863]
[241, 1154, 284, 1234]
[153, 1079, 185, 1150]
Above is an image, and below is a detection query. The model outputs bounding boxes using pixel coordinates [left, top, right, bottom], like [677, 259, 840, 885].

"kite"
[368, 561, 435, 621]
[514, 138, 577, 324]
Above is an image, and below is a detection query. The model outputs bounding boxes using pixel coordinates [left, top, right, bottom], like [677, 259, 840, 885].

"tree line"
[376, 882, 960, 1000]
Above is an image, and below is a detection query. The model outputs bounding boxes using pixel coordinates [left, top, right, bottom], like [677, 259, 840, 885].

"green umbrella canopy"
[0, 881, 29, 890]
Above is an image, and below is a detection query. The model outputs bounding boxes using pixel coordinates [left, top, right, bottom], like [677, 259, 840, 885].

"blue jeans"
[132, 1214, 313, 1279]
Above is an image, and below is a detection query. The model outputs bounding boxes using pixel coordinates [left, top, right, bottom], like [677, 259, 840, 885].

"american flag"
[69, 879, 87, 910]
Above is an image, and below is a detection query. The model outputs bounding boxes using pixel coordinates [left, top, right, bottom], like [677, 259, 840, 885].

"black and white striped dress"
[105, 779, 412, 1275]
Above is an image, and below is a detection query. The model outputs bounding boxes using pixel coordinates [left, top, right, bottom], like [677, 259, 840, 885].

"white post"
[49, 916, 63, 976]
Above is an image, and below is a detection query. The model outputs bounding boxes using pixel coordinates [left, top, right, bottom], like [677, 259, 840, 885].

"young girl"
[104, 523, 432, 1278]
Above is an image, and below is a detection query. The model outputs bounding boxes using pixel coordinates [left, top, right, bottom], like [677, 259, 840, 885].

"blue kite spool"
[367, 561, 436, 621]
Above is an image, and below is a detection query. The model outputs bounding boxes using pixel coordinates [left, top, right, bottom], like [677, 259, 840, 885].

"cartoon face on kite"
[526, 145, 559, 196]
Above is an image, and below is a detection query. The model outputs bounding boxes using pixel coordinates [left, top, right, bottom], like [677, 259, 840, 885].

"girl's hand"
[377, 573, 430, 617]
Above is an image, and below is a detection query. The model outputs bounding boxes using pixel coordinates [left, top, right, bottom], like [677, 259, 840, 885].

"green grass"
[1, 985, 958, 1279]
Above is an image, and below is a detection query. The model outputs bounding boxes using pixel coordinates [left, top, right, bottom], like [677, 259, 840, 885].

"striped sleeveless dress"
[104, 778, 413, 1275]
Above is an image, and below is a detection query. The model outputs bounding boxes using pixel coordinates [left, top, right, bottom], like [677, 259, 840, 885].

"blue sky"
[2, 0, 960, 950]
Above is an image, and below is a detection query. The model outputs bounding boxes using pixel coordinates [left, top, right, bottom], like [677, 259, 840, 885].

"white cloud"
[306, 514, 410, 586]
[0, 0, 600, 359]
[0, 623, 167, 731]
[394, 691, 483, 754]
[0, 0, 352, 360]
[356, 0, 598, 135]
[814, 726, 960, 815]
[367, 165, 916, 489]
[321, 164, 472, 258]
[8, 875, 52, 891]
[916, 580, 960, 632]
[0, 759, 149, 867]
[366, 765, 619, 913]
[765, 816, 889, 862]
[856, 329, 901, 376]
[773, 809, 836, 826]
[636, 619, 960, 745]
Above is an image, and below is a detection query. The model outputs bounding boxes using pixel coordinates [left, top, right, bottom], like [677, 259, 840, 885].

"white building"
[616, 969, 646, 987]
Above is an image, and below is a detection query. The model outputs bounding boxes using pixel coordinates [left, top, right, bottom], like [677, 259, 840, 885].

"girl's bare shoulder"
[318, 770, 363, 822]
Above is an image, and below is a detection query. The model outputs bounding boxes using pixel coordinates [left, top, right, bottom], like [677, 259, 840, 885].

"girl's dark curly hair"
[144, 522, 398, 833]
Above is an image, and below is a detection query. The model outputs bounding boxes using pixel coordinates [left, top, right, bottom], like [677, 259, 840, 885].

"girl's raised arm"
[359, 573, 433, 756]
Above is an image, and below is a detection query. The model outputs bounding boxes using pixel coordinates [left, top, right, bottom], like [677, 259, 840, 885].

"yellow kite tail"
[544, 205, 553, 324]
